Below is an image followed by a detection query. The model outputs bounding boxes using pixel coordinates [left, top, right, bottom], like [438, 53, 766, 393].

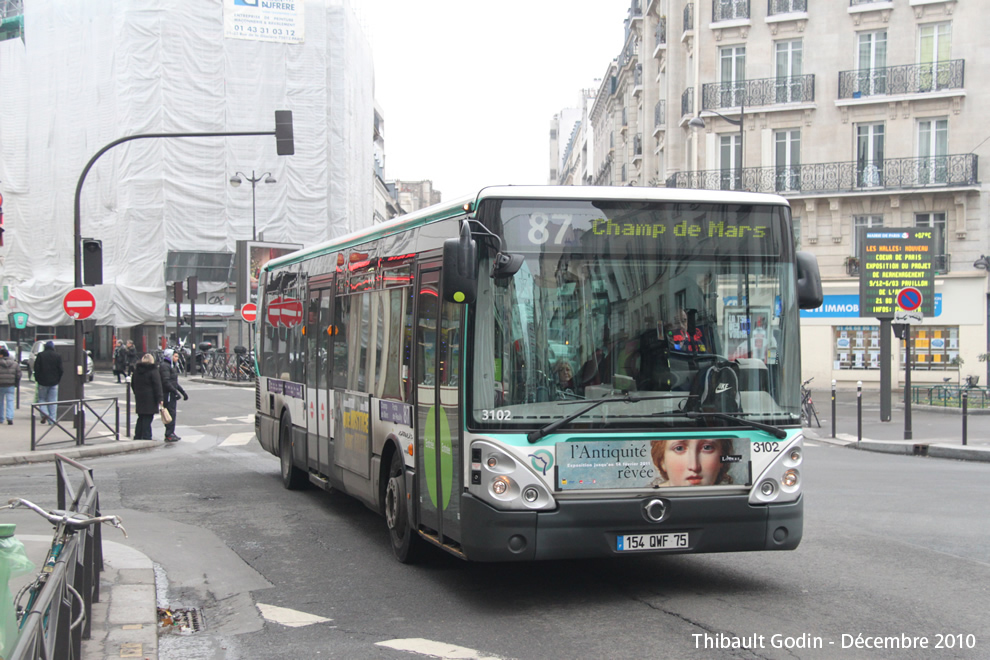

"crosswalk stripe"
[219, 432, 255, 446]
[376, 639, 509, 660]
[256, 603, 331, 628]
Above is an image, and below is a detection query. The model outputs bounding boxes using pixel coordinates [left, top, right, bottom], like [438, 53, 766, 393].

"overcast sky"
[358, 0, 632, 200]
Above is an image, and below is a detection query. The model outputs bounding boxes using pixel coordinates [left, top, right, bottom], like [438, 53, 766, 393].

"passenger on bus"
[667, 308, 708, 354]
[553, 360, 575, 393]
[649, 438, 735, 487]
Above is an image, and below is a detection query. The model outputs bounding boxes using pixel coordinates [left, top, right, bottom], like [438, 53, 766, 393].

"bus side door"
[414, 265, 463, 544]
[306, 286, 334, 477]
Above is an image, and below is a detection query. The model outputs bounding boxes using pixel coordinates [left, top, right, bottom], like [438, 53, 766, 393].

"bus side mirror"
[796, 251, 824, 310]
[442, 221, 478, 304]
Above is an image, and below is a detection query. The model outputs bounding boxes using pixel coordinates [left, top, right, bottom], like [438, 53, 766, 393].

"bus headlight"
[471, 440, 555, 511]
[782, 469, 799, 489]
[760, 480, 776, 497]
[749, 436, 803, 505]
[492, 476, 512, 496]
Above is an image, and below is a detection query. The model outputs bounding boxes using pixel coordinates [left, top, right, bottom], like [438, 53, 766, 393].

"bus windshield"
[469, 199, 802, 431]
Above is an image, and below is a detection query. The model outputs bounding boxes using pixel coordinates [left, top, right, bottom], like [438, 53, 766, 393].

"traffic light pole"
[71, 112, 294, 400]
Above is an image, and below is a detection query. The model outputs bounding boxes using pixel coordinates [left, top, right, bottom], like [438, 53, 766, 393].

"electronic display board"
[858, 229, 935, 318]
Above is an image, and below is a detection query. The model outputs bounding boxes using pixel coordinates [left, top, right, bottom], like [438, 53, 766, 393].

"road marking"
[376, 638, 509, 660]
[214, 415, 254, 423]
[256, 603, 331, 628]
[219, 432, 255, 446]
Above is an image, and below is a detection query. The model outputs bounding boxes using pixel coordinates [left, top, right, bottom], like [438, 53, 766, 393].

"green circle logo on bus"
[424, 406, 454, 510]
[530, 450, 553, 476]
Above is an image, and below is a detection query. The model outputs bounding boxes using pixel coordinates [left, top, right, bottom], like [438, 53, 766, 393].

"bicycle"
[801, 377, 820, 428]
[2, 498, 126, 634]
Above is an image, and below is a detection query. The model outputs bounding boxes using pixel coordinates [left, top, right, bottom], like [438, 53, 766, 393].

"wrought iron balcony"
[838, 60, 964, 98]
[702, 75, 815, 109]
[654, 100, 666, 128]
[665, 154, 979, 194]
[681, 87, 694, 119]
[713, 0, 749, 22]
[655, 17, 666, 48]
[768, 0, 807, 14]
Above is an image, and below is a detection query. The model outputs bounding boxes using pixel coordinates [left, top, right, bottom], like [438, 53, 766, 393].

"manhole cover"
[157, 607, 206, 634]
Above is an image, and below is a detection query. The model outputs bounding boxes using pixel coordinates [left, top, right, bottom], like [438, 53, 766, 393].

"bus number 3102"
[481, 409, 512, 421]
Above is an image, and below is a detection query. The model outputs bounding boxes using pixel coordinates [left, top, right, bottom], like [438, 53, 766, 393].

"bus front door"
[414, 267, 463, 546]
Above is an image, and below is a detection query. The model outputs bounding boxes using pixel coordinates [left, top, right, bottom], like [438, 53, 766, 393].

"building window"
[834, 325, 882, 370]
[917, 118, 948, 184]
[916, 212, 948, 271]
[856, 30, 888, 96]
[774, 129, 801, 191]
[719, 134, 742, 190]
[852, 215, 883, 257]
[918, 22, 951, 91]
[856, 123, 885, 187]
[719, 45, 746, 107]
[902, 326, 959, 371]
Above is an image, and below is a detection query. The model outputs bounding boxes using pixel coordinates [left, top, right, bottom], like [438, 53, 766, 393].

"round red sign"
[63, 288, 96, 320]
[240, 303, 257, 323]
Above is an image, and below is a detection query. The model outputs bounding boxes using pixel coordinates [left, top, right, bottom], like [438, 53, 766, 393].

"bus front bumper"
[457, 492, 802, 562]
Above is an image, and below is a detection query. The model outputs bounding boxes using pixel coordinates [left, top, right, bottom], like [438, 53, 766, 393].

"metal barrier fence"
[30, 398, 119, 451]
[201, 350, 256, 383]
[8, 455, 106, 660]
[910, 384, 990, 409]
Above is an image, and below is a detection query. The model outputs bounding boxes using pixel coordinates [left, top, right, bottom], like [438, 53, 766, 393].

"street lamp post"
[229, 170, 276, 241]
[974, 255, 990, 387]
[688, 98, 745, 189]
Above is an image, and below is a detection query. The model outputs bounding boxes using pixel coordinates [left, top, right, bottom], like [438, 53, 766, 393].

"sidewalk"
[1, 373, 251, 660]
[802, 388, 990, 462]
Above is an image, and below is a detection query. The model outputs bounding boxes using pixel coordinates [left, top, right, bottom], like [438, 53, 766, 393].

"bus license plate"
[617, 532, 689, 552]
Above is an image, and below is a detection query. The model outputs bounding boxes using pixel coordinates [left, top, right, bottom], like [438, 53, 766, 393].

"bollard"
[962, 389, 968, 446]
[125, 375, 132, 438]
[857, 380, 863, 442]
[831, 379, 837, 439]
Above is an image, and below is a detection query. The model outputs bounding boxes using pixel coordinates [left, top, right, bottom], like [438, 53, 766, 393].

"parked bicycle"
[801, 377, 820, 428]
[2, 498, 126, 642]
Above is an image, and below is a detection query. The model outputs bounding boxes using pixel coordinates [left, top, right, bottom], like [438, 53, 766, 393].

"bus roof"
[264, 185, 791, 272]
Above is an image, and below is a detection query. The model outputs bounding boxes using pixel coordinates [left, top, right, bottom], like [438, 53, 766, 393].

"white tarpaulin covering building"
[0, 0, 374, 328]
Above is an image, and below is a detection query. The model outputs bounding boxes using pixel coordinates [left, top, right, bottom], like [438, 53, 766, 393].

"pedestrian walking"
[32, 340, 63, 424]
[130, 353, 163, 440]
[125, 340, 138, 377]
[158, 349, 188, 442]
[0, 347, 21, 425]
[112, 340, 127, 382]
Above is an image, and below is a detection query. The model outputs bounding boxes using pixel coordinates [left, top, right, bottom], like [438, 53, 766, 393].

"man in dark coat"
[130, 353, 163, 440]
[33, 341, 63, 424]
[158, 349, 188, 442]
[124, 340, 138, 377]
[112, 340, 127, 383]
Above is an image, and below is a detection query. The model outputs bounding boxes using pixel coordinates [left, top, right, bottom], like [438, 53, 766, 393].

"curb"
[0, 440, 158, 467]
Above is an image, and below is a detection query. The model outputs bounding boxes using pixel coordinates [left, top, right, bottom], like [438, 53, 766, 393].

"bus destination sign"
[858, 229, 935, 319]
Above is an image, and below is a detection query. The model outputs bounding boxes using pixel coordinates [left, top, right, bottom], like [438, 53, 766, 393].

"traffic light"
[187, 275, 198, 300]
[275, 110, 294, 156]
[174, 281, 184, 304]
[82, 238, 103, 285]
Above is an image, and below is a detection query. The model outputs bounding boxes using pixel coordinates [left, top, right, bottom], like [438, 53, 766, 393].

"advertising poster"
[237, 241, 302, 306]
[223, 0, 304, 44]
[556, 438, 750, 490]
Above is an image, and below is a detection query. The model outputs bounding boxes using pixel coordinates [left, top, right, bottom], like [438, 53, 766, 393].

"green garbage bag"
[0, 523, 36, 659]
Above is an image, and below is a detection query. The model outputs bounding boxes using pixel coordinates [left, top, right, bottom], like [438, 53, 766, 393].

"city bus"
[254, 186, 823, 563]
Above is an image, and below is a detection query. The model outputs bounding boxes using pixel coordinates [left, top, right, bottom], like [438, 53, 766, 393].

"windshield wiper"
[684, 411, 787, 439]
[527, 394, 686, 443]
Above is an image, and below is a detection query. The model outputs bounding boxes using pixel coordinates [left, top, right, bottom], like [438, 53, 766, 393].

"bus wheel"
[385, 451, 424, 563]
[279, 417, 307, 490]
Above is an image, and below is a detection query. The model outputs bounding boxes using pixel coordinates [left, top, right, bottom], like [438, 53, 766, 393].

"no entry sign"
[240, 303, 257, 323]
[63, 288, 96, 320]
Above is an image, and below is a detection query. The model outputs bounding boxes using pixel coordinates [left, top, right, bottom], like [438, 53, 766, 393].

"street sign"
[896, 287, 923, 312]
[62, 288, 96, 320]
[240, 303, 257, 323]
[7, 312, 27, 329]
[894, 310, 923, 324]
[858, 229, 935, 318]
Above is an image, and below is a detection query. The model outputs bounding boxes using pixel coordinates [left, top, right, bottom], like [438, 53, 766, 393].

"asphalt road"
[2, 379, 988, 659]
